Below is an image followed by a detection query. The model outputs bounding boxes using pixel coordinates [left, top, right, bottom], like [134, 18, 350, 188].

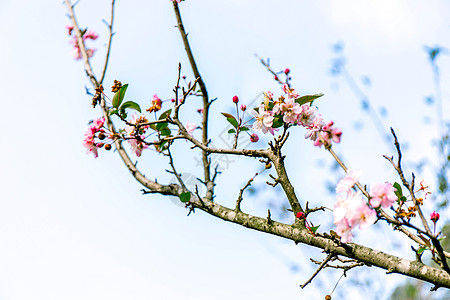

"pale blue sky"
[0, 0, 449, 299]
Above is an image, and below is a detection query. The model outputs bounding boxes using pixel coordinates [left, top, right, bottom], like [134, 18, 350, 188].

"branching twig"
[300, 253, 335, 289]
[235, 173, 258, 212]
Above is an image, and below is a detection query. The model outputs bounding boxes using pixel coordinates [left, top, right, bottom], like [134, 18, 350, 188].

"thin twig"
[99, 0, 116, 84]
[173, 2, 211, 192]
[300, 253, 335, 289]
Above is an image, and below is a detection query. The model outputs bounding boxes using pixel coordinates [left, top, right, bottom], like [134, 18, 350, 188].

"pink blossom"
[330, 127, 342, 143]
[369, 182, 397, 208]
[82, 125, 98, 158]
[185, 121, 197, 135]
[128, 137, 148, 157]
[71, 47, 81, 60]
[347, 197, 377, 230]
[240, 104, 246, 111]
[92, 117, 105, 131]
[250, 104, 274, 134]
[280, 99, 302, 123]
[83, 30, 99, 40]
[250, 133, 259, 142]
[333, 194, 352, 223]
[335, 219, 353, 243]
[304, 114, 324, 141]
[281, 83, 300, 99]
[336, 169, 362, 193]
[297, 104, 317, 127]
[333, 190, 376, 242]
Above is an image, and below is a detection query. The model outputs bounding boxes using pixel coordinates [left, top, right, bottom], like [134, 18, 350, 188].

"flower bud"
[284, 68, 290, 75]
[274, 75, 278, 81]
[296, 212, 305, 219]
[430, 211, 440, 223]
[233, 95, 239, 103]
[240, 104, 246, 111]
[250, 133, 259, 143]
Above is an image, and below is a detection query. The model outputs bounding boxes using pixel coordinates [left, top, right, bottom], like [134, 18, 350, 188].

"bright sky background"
[0, 0, 449, 299]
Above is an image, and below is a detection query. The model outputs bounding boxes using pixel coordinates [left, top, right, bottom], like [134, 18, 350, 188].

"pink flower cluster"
[82, 118, 105, 158]
[66, 25, 98, 60]
[250, 84, 342, 147]
[333, 170, 397, 243]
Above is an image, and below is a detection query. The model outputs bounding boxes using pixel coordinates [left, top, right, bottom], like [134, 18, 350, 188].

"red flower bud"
[250, 133, 259, 143]
[232, 95, 239, 103]
[284, 68, 290, 74]
[274, 75, 278, 81]
[430, 211, 440, 223]
[296, 212, 305, 219]
[240, 104, 246, 111]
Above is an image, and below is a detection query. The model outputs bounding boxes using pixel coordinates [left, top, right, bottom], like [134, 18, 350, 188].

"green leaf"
[240, 126, 249, 132]
[399, 196, 407, 202]
[393, 182, 403, 197]
[149, 124, 157, 131]
[179, 192, 191, 203]
[159, 109, 172, 120]
[120, 100, 141, 113]
[272, 116, 284, 128]
[109, 109, 119, 116]
[295, 93, 324, 105]
[160, 129, 171, 136]
[112, 84, 128, 108]
[227, 117, 239, 128]
[221, 112, 234, 119]
[417, 247, 427, 255]
[156, 122, 168, 131]
[221, 112, 239, 128]
[310, 225, 320, 233]
[228, 128, 236, 134]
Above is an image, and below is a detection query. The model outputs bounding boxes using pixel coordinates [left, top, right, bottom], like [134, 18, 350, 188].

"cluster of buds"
[111, 80, 122, 92]
[92, 85, 103, 108]
[66, 25, 98, 60]
[395, 180, 430, 221]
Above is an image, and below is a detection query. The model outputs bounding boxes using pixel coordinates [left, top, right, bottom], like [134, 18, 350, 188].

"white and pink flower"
[250, 104, 274, 134]
[280, 99, 302, 124]
[185, 121, 197, 135]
